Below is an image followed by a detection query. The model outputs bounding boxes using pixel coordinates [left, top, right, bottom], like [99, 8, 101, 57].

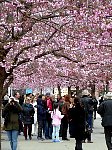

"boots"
[75, 148, 83, 150]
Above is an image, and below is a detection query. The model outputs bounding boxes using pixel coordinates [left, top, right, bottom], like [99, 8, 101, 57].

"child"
[51, 103, 64, 142]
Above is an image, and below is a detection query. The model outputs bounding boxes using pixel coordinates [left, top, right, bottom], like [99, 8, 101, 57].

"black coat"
[97, 99, 112, 127]
[81, 96, 96, 117]
[69, 103, 86, 140]
[37, 98, 46, 121]
[22, 103, 35, 125]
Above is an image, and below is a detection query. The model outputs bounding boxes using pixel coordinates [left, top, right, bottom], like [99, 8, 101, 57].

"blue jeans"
[45, 121, 52, 139]
[7, 130, 18, 150]
[87, 114, 93, 129]
[52, 125, 60, 141]
[43, 120, 46, 136]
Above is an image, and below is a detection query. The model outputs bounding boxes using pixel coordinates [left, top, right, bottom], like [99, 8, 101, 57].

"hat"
[104, 92, 112, 99]
[82, 90, 90, 96]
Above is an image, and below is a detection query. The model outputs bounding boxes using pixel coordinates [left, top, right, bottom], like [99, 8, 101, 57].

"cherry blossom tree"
[0, 0, 79, 97]
[0, 0, 112, 99]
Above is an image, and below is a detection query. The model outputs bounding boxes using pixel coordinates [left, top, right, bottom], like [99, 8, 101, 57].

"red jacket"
[47, 98, 52, 111]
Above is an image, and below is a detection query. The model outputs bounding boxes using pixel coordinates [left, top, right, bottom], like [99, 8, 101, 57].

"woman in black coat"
[22, 97, 35, 140]
[69, 97, 86, 150]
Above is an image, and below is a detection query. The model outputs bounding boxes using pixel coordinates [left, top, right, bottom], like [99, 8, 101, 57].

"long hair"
[53, 103, 59, 114]
[64, 95, 71, 103]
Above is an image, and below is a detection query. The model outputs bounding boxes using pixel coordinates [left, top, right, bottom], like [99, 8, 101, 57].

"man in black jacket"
[80, 90, 95, 143]
[97, 92, 112, 150]
[37, 95, 46, 140]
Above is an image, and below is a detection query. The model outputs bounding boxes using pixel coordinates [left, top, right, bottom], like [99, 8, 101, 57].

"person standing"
[61, 95, 70, 140]
[37, 95, 46, 140]
[51, 103, 64, 142]
[13, 92, 23, 135]
[22, 97, 35, 140]
[45, 93, 53, 139]
[69, 97, 75, 138]
[99, 96, 104, 105]
[32, 95, 38, 135]
[57, 94, 61, 103]
[69, 97, 86, 150]
[92, 96, 98, 120]
[97, 92, 112, 150]
[3, 97, 22, 150]
[80, 90, 93, 143]
[13, 92, 20, 103]
[58, 96, 65, 137]
[58, 96, 65, 112]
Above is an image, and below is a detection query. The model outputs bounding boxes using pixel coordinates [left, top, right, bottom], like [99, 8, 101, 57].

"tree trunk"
[40, 88, 42, 95]
[53, 88, 54, 94]
[0, 66, 6, 101]
[57, 84, 61, 97]
[91, 83, 95, 98]
[0, 66, 6, 148]
[68, 86, 71, 97]
[0, 84, 3, 148]
[105, 80, 109, 94]
[76, 86, 80, 96]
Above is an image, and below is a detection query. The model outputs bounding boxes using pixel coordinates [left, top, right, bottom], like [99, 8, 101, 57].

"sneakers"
[82, 140, 86, 143]
[52, 139, 61, 142]
[41, 137, 45, 140]
[55, 140, 61, 142]
[37, 137, 45, 141]
[87, 140, 93, 143]
[52, 139, 56, 142]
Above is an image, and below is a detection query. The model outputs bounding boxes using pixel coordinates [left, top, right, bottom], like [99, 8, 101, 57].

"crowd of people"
[2, 90, 112, 150]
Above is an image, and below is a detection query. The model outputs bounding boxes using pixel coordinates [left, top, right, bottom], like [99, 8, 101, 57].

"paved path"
[1, 116, 107, 150]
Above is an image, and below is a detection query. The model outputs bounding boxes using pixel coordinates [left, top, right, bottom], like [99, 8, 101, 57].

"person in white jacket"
[32, 98, 38, 135]
[51, 103, 64, 142]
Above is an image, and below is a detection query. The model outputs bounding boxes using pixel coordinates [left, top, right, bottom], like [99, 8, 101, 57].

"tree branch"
[12, 28, 58, 67]
[42, 20, 80, 40]
[56, 74, 77, 81]
[6, 48, 63, 77]
[7, 5, 69, 43]
[12, 42, 42, 65]
[100, 44, 112, 47]
[53, 51, 79, 63]
[0, 46, 12, 62]
[0, 0, 10, 3]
